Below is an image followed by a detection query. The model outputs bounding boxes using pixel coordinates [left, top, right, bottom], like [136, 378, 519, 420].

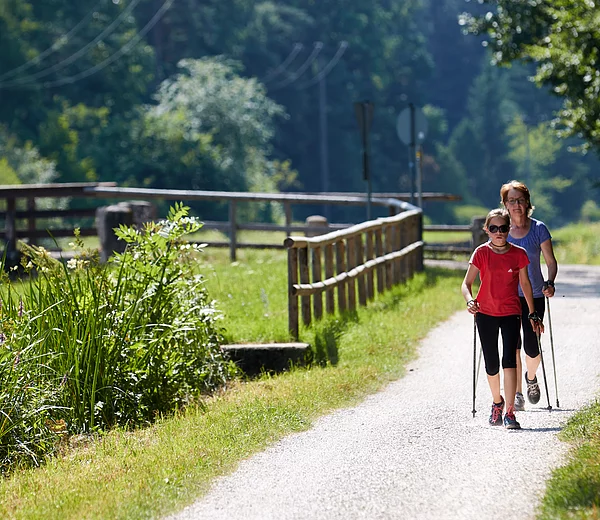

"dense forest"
[0, 0, 599, 226]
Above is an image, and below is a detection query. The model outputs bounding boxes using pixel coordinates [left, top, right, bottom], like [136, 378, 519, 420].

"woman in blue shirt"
[500, 180, 558, 411]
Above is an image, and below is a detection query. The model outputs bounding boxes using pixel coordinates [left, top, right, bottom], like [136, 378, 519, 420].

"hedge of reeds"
[0, 203, 236, 474]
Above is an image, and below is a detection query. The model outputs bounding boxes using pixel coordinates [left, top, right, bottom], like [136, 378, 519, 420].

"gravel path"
[166, 264, 600, 520]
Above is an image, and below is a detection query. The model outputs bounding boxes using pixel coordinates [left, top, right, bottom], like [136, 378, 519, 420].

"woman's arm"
[540, 238, 558, 297]
[520, 266, 544, 333]
[461, 264, 480, 314]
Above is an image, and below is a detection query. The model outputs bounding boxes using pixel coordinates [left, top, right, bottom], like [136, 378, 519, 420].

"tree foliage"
[460, 0, 600, 152]
[0, 0, 598, 227]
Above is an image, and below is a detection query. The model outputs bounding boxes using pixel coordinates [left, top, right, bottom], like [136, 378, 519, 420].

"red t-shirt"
[469, 243, 530, 316]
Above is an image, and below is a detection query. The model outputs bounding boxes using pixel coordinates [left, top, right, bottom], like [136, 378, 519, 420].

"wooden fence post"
[356, 234, 367, 306]
[366, 229, 374, 300]
[288, 247, 299, 340]
[27, 197, 36, 246]
[229, 201, 238, 262]
[284, 202, 293, 236]
[325, 244, 335, 314]
[299, 246, 311, 326]
[346, 236, 356, 311]
[312, 246, 323, 320]
[375, 228, 384, 294]
[471, 216, 487, 250]
[385, 224, 393, 290]
[416, 211, 424, 271]
[4, 197, 17, 266]
[336, 241, 347, 312]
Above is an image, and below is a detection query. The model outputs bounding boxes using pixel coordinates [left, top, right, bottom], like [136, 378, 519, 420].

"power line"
[262, 43, 303, 84]
[296, 41, 348, 89]
[0, 0, 174, 90]
[268, 42, 323, 91]
[0, 0, 144, 87]
[0, 0, 107, 82]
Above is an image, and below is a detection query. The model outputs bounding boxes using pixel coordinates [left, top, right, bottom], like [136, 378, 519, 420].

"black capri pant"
[475, 313, 521, 376]
[518, 296, 545, 358]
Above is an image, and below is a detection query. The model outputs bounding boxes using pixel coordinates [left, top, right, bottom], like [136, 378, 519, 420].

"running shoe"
[504, 409, 521, 430]
[526, 373, 541, 404]
[514, 392, 525, 411]
[489, 397, 505, 426]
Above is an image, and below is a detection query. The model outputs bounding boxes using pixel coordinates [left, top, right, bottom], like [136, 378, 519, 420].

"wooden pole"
[287, 247, 299, 340]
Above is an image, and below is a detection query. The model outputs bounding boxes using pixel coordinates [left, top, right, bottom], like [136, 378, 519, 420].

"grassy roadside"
[536, 222, 600, 519]
[0, 248, 465, 519]
[538, 401, 600, 518]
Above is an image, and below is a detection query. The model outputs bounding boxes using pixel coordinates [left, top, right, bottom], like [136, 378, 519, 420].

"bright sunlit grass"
[552, 222, 600, 265]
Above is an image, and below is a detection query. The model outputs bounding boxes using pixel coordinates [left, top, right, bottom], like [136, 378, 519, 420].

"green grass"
[198, 249, 290, 343]
[538, 401, 600, 519]
[552, 222, 600, 265]
[534, 223, 600, 519]
[0, 252, 465, 519]
[423, 230, 470, 244]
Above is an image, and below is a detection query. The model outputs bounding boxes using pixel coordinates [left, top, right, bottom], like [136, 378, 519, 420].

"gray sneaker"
[514, 392, 525, 411]
[526, 373, 541, 404]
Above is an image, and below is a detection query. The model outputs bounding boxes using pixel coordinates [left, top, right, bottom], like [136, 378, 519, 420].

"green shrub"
[0, 204, 235, 472]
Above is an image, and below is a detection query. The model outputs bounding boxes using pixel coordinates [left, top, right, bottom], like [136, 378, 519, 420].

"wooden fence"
[284, 203, 423, 339]
[0, 184, 459, 262]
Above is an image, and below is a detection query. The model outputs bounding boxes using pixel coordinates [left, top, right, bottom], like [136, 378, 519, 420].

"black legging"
[518, 296, 545, 358]
[475, 313, 521, 376]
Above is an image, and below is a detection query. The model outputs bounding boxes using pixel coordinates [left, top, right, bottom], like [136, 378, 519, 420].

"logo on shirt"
[507, 268, 513, 272]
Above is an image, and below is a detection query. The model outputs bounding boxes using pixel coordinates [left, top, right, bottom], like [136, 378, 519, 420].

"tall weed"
[0, 204, 235, 473]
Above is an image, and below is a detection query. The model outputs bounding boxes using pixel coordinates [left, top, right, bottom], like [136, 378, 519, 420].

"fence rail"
[0, 184, 459, 261]
[284, 202, 423, 339]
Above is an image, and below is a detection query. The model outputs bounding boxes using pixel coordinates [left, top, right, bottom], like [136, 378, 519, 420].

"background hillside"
[1, 0, 599, 226]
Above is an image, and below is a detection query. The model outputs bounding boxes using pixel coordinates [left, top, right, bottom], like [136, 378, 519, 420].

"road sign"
[396, 105, 428, 145]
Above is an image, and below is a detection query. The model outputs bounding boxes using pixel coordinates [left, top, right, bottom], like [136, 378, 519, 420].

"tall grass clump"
[0, 203, 235, 473]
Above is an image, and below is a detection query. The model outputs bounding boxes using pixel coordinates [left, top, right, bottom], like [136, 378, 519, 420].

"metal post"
[361, 102, 372, 221]
[417, 144, 423, 209]
[409, 103, 417, 205]
[318, 57, 330, 220]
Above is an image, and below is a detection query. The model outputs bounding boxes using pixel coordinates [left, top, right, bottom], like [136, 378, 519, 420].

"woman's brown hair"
[500, 180, 534, 217]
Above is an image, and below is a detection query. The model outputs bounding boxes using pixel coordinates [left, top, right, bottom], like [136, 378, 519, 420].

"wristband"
[467, 299, 475, 306]
[528, 311, 540, 322]
[544, 280, 555, 288]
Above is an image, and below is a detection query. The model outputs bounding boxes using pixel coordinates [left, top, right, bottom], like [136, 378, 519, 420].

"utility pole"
[318, 56, 330, 219]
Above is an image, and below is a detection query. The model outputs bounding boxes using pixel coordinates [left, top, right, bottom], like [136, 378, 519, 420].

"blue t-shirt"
[507, 218, 552, 297]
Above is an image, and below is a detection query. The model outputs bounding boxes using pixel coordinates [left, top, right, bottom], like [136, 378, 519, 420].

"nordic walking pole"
[472, 315, 477, 418]
[535, 329, 553, 411]
[546, 296, 560, 408]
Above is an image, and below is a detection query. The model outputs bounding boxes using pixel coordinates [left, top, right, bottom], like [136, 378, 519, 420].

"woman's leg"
[520, 297, 546, 402]
[516, 336, 523, 394]
[499, 315, 522, 410]
[476, 313, 502, 402]
[523, 297, 545, 376]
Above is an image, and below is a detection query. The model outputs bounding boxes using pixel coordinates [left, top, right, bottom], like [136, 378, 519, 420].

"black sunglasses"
[488, 224, 509, 233]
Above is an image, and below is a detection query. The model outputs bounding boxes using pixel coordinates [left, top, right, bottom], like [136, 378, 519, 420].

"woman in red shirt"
[461, 208, 544, 429]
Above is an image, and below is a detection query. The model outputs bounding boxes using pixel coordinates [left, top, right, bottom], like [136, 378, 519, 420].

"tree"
[447, 56, 518, 208]
[118, 57, 286, 220]
[460, 0, 600, 153]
